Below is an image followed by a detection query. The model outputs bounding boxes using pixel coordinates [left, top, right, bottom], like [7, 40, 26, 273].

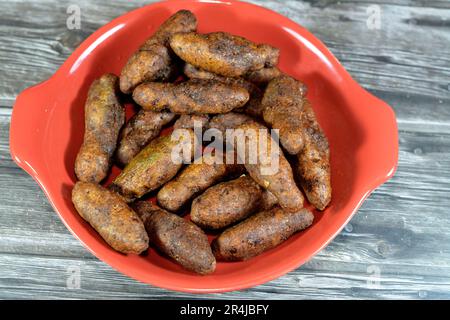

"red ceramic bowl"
[9, 0, 398, 293]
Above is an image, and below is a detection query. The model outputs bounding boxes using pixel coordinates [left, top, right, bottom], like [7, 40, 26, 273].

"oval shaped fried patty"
[75, 74, 124, 183]
[190, 175, 275, 230]
[133, 201, 216, 275]
[133, 79, 249, 114]
[212, 207, 314, 261]
[72, 181, 149, 254]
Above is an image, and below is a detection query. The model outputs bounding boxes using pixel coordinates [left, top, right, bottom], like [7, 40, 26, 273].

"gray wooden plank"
[1, 252, 449, 299]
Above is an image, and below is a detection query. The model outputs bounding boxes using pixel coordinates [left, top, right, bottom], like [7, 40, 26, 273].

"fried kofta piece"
[228, 78, 263, 117]
[75, 74, 125, 183]
[149, 10, 197, 47]
[191, 175, 277, 230]
[110, 129, 197, 202]
[170, 32, 279, 77]
[120, 10, 197, 94]
[184, 63, 264, 117]
[116, 110, 175, 166]
[242, 86, 265, 118]
[263, 75, 308, 105]
[296, 100, 331, 210]
[234, 121, 304, 212]
[184, 62, 281, 88]
[72, 182, 148, 254]
[173, 114, 210, 130]
[207, 113, 254, 147]
[262, 75, 308, 154]
[133, 79, 249, 114]
[212, 206, 314, 261]
[183, 63, 227, 82]
[133, 201, 216, 275]
[262, 76, 331, 209]
[260, 188, 279, 211]
[208, 112, 253, 133]
[120, 45, 175, 95]
[157, 151, 244, 212]
[244, 67, 282, 86]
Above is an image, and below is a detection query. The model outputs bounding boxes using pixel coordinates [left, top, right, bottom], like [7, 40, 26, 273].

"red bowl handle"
[361, 91, 399, 189]
[10, 79, 56, 178]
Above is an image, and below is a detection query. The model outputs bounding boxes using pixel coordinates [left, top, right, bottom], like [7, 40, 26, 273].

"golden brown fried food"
[208, 113, 254, 148]
[116, 110, 175, 166]
[170, 32, 279, 77]
[260, 189, 279, 211]
[296, 100, 331, 210]
[133, 79, 249, 114]
[157, 151, 244, 212]
[110, 129, 197, 202]
[72, 182, 149, 254]
[149, 10, 197, 47]
[183, 63, 227, 82]
[133, 201, 215, 275]
[191, 175, 277, 230]
[242, 88, 265, 118]
[184, 63, 280, 87]
[262, 75, 331, 209]
[184, 63, 264, 117]
[262, 75, 308, 154]
[208, 112, 253, 133]
[244, 67, 282, 86]
[75, 74, 125, 183]
[263, 75, 308, 105]
[173, 114, 210, 130]
[234, 121, 304, 212]
[212, 206, 313, 261]
[120, 45, 175, 95]
[232, 79, 264, 117]
[120, 10, 197, 94]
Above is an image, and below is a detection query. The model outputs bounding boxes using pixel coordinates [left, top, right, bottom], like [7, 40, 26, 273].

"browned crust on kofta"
[119, 46, 176, 94]
[296, 100, 331, 210]
[120, 10, 197, 94]
[207, 113, 254, 147]
[190, 175, 277, 230]
[262, 75, 308, 105]
[132, 79, 250, 114]
[184, 63, 281, 87]
[170, 32, 279, 77]
[72, 182, 149, 254]
[183, 63, 228, 82]
[183, 63, 264, 117]
[260, 189, 279, 211]
[262, 76, 331, 210]
[262, 75, 308, 155]
[244, 67, 282, 86]
[173, 114, 210, 130]
[133, 201, 216, 275]
[230, 78, 264, 117]
[116, 110, 175, 166]
[234, 121, 304, 212]
[157, 151, 244, 212]
[75, 74, 125, 183]
[110, 129, 197, 202]
[212, 207, 314, 261]
[208, 112, 253, 132]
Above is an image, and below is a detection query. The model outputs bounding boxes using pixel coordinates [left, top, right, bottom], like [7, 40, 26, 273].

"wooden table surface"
[1, 0, 449, 300]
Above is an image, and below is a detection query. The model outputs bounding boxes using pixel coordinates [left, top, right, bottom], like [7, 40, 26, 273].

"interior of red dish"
[10, 0, 398, 292]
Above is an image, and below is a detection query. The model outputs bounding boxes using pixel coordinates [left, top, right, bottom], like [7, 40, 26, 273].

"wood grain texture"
[1, 0, 450, 299]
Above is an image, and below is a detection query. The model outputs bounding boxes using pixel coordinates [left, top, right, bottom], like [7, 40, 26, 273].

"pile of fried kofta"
[72, 10, 331, 275]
